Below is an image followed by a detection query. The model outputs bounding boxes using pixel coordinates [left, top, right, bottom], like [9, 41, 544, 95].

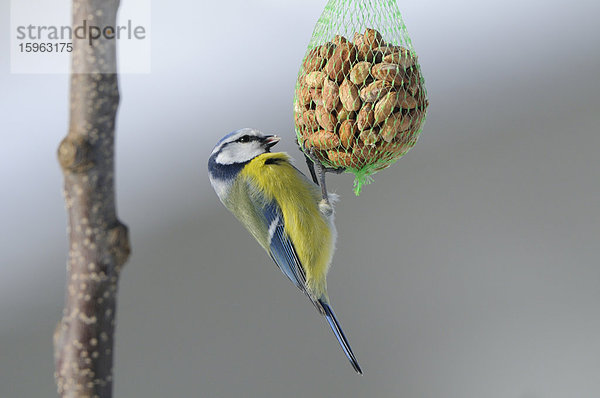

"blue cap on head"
[214, 130, 238, 148]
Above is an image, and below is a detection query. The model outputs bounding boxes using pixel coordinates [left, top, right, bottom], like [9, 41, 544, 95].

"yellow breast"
[241, 153, 333, 297]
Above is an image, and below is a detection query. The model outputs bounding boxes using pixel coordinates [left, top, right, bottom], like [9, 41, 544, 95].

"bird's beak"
[263, 135, 281, 150]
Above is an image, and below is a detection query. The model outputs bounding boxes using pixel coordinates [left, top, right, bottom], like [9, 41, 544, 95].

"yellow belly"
[241, 153, 333, 297]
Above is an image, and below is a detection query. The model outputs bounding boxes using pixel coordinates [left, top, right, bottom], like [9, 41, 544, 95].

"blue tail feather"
[319, 299, 363, 375]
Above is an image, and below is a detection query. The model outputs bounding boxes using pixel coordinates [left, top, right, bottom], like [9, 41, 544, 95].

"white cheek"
[215, 149, 237, 165]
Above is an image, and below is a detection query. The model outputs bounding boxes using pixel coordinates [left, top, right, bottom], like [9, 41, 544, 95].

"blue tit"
[208, 128, 362, 374]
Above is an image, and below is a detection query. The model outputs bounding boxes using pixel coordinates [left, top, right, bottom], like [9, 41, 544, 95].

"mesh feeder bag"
[293, 0, 428, 195]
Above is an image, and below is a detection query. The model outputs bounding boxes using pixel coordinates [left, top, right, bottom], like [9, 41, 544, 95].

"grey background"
[2, 0, 600, 397]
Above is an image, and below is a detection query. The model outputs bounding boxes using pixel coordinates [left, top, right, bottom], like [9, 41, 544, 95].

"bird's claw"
[324, 166, 345, 174]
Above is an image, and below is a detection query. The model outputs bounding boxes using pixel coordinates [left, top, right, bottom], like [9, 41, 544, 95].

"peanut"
[322, 79, 340, 112]
[373, 91, 396, 124]
[380, 112, 411, 142]
[306, 71, 327, 88]
[327, 150, 364, 168]
[349, 62, 371, 86]
[360, 80, 393, 102]
[315, 105, 337, 131]
[339, 79, 361, 111]
[307, 131, 340, 150]
[357, 102, 375, 130]
[339, 119, 357, 148]
[371, 63, 405, 85]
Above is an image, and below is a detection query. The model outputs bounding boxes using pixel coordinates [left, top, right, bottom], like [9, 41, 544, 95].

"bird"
[208, 127, 362, 374]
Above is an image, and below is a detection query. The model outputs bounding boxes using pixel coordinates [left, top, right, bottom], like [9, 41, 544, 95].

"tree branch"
[54, 0, 129, 396]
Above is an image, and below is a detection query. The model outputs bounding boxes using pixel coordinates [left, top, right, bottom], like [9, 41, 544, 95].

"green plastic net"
[293, 0, 428, 195]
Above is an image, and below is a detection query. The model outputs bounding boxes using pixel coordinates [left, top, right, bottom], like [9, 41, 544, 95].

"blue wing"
[256, 193, 362, 373]
[263, 201, 362, 373]
[262, 200, 307, 292]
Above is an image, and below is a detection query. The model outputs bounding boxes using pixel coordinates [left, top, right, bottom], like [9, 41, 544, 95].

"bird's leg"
[317, 161, 330, 205]
[306, 149, 344, 205]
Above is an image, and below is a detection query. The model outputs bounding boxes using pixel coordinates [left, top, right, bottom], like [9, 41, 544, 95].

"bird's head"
[210, 128, 280, 167]
[208, 128, 281, 198]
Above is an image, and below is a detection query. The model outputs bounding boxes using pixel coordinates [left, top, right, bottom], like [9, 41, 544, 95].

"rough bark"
[54, 0, 130, 397]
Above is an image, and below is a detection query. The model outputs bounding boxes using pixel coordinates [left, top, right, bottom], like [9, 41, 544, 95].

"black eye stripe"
[236, 135, 260, 143]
